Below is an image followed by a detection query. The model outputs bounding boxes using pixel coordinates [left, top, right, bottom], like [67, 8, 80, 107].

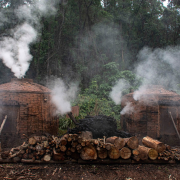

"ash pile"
[68, 115, 131, 139]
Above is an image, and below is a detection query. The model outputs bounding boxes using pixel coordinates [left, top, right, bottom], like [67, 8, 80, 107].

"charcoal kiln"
[0, 78, 59, 148]
[121, 85, 180, 146]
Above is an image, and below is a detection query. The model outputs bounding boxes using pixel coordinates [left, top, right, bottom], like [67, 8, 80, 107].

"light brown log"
[125, 136, 139, 150]
[106, 136, 118, 144]
[120, 147, 131, 159]
[43, 141, 48, 148]
[97, 148, 108, 159]
[114, 137, 125, 150]
[132, 149, 139, 156]
[43, 154, 51, 162]
[29, 137, 37, 145]
[142, 136, 166, 153]
[68, 136, 72, 142]
[138, 145, 158, 160]
[28, 136, 44, 145]
[108, 146, 120, 159]
[80, 145, 97, 160]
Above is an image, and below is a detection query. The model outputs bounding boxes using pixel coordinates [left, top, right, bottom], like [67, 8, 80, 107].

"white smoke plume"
[50, 78, 79, 116]
[0, 23, 37, 78]
[120, 102, 134, 115]
[109, 79, 130, 105]
[0, 0, 59, 78]
[133, 46, 180, 100]
[110, 45, 180, 115]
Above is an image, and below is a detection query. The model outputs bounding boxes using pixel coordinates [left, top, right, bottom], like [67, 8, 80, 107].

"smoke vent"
[0, 78, 59, 149]
[121, 85, 180, 146]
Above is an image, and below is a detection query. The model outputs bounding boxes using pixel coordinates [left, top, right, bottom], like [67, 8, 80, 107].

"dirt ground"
[0, 162, 179, 180]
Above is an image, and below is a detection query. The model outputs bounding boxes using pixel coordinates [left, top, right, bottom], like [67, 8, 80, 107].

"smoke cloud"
[0, 0, 59, 78]
[110, 45, 180, 115]
[50, 78, 79, 116]
[134, 46, 180, 100]
[120, 102, 134, 115]
[109, 79, 130, 105]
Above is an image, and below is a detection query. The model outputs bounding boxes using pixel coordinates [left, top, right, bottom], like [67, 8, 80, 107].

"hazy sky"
[163, 0, 168, 7]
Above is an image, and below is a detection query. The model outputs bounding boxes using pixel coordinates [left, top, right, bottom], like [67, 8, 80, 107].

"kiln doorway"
[0, 105, 19, 148]
[159, 106, 177, 136]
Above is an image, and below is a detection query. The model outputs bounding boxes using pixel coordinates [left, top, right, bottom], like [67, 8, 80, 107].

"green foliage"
[76, 65, 141, 121]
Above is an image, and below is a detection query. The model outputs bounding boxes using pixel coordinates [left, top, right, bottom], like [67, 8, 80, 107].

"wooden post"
[169, 111, 180, 140]
[0, 115, 7, 152]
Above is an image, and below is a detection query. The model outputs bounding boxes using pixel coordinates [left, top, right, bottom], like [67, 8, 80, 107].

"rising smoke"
[0, 0, 58, 78]
[109, 79, 130, 105]
[110, 46, 180, 115]
[49, 78, 79, 116]
[120, 102, 134, 115]
[133, 46, 180, 100]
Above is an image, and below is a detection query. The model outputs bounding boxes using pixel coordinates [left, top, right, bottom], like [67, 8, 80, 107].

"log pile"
[1, 134, 180, 164]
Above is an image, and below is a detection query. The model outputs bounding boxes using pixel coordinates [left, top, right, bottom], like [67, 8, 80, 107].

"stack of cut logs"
[1, 132, 180, 164]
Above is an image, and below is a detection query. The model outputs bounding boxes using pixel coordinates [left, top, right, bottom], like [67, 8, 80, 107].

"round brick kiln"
[121, 85, 180, 146]
[0, 78, 59, 148]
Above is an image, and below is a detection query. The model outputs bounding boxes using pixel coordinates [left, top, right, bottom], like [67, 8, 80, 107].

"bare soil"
[0, 163, 179, 180]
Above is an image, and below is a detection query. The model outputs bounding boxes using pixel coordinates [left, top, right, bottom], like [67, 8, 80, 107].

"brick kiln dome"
[121, 85, 180, 146]
[122, 85, 180, 106]
[0, 78, 50, 93]
[0, 78, 58, 149]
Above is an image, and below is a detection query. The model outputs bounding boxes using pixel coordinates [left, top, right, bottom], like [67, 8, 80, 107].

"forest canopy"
[0, 0, 180, 120]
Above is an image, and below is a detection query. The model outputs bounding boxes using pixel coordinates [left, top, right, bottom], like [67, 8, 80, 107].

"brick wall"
[0, 91, 59, 148]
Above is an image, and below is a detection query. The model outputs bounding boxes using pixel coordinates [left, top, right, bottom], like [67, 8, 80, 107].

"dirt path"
[0, 163, 179, 180]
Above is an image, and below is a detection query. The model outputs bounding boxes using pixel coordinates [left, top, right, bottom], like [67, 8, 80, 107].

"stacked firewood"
[1, 133, 180, 163]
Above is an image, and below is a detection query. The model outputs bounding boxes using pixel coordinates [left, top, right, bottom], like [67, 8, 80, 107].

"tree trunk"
[97, 148, 107, 159]
[142, 136, 166, 153]
[138, 145, 158, 160]
[114, 137, 125, 150]
[43, 154, 51, 162]
[106, 136, 118, 144]
[120, 147, 131, 159]
[125, 136, 139, 150]
[80, 145, 97, 160]
[108, 146, 120, 159]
